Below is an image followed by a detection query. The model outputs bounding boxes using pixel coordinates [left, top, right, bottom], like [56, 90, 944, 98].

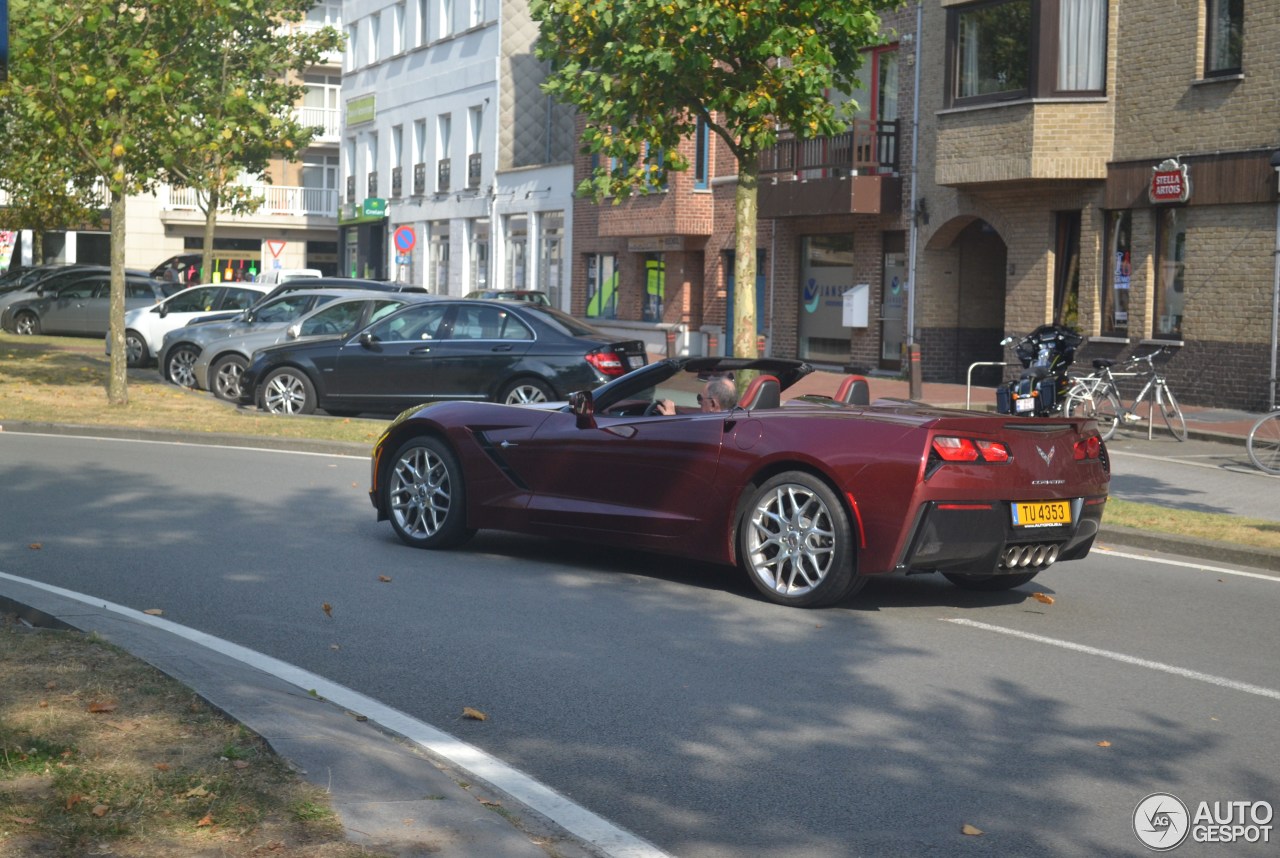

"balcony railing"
[467, 153, 482, 189]
[295, 106, 341, 142]
[162, 184, 338, 218]
[759, 119, 899, 179]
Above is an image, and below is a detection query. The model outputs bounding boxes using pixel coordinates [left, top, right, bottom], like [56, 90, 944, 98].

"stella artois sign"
[1149, 158, 1191, 204]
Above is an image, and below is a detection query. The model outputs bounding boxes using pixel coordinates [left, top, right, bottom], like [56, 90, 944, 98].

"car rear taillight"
[931, 436, 1010, 463]
[1073, 435, 1103, 460]
[586, 350, 626, 376]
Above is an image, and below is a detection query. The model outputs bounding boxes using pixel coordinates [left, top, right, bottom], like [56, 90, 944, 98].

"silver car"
[115, 282, 270, 367]
[1, 272, 178, 336]
[195, 292, 431, 401]
[158, 289, 378, 389]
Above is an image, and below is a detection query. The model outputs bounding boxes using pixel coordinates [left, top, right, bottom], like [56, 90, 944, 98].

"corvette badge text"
[1133, 792, 1273, 850]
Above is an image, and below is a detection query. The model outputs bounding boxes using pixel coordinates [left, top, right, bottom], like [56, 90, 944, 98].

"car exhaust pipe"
[1001, 543, 1062, 569]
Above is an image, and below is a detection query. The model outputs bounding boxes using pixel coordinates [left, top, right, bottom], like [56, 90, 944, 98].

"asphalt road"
[2, 432, 1278, 857]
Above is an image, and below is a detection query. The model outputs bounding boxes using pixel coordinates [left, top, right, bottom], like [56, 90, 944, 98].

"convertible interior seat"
[738, 374, 781, 410]
[835, 374, 870, 405]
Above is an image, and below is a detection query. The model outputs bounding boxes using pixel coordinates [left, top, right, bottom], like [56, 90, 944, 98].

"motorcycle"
[995, 324, 1083, 417]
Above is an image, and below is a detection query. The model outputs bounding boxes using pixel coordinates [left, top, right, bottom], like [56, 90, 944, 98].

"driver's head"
[699, 376, 738, 412]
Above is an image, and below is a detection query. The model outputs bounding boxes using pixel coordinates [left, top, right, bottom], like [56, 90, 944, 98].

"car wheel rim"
[745, 483, 836, 597]
[263, 374, 307, 414]
[389, 446, 452, 539]
[170, 351, 197, 387]
[506, 384, 548, 404]
[214, 362, 244, 399]
[126, 336, 144, 364]
[15, 316, 35, 335]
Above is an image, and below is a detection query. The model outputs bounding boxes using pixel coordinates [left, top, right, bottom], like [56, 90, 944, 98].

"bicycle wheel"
[1065, 386, 1121, 442]
[1157, 385, 1187, 441]
[1247, 412, 1280, 474]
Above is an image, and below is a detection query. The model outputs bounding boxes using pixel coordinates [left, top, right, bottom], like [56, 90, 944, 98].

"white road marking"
[1093, 547, 1279, 582]
[0, 430, 368, 459]
[0, 572, 672, 858]
[945, 618, 1280, 702]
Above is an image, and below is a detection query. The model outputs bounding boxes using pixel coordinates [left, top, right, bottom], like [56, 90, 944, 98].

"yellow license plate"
[1012, 500, 1072, 527]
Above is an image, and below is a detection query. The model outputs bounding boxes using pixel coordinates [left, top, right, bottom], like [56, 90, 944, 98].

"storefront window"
[469, 217, 489, 291]
[539, 212, 564, 308]
[1101, 211, 1130, 336]
[505, 214, 528, 290]
[643, 254, 665, 323]
[585, 253, 618, 319]
[428, 221, 449, 294]
[798, 235, 854, 364]
[1154, 208, 1185, 340]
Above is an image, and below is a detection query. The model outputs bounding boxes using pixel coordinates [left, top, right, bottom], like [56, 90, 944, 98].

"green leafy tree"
[3, 0, 212, 403]
[163, 4, 342, 285]
[0, 133, 104, 264]
[531, 0, 902, 358]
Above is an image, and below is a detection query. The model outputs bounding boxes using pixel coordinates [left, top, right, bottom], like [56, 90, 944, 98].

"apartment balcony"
[757, 119, 902, 218]
[935, 101, 1113, 186]
[296, 106, 341, 144]
[160, 184, 338, 222]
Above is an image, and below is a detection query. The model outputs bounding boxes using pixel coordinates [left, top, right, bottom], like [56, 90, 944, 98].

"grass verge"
[0, 617, 387, 857]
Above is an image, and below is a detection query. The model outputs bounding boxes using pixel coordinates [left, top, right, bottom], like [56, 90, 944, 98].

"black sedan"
[238, 300, 648, 415]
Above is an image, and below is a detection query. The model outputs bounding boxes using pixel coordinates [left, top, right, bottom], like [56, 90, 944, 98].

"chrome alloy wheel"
[167, 346, 199, 388]
[262, 371, 308, 414]
[389, 444, 453, 541]
[745, 482, 838, 598]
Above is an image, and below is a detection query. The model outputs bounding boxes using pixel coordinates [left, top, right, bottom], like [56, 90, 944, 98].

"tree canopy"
[531, 0, 902, 357]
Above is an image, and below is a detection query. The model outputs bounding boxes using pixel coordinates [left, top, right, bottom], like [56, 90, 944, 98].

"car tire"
[210, 354, 249, 401]
[385, 436, 476, 549]
[166, 344, 200, 388]
[499, 377, 555, 405]
[942, 571, 1040, 591]
[738, 472, 864, 608]
[13, 311, 40, 336]
[261, 367, 317, 415]
[125, 330, 149, 367]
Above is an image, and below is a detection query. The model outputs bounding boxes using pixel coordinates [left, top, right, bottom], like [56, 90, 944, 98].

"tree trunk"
[201, 186, 219, 285]
[106, 191, 128, 405]
[732, 161, 760, 360]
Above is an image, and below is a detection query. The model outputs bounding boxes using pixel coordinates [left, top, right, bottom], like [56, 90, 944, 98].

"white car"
[116, 283, 270, 367]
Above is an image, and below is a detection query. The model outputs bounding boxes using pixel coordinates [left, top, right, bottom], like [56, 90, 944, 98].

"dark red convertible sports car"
[369, 357, 1110, 608]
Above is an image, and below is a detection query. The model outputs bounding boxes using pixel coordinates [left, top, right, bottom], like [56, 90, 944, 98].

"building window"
[469, 218, 489, 290]
[539, 212, 564, 308]
[947, 0, 1107, 106]
[954, 0, 1031, 102]
[1205, 0, 1243, 76]
[694, 118, 710, 189]
[417, 0, 429, 45]
[345, 22, 358, 71]
[798, 236, 854, 364]
[392, 3, 405, 54]
[585, 254, 619, 319]
[469, 0, 484, 29]
[1101, 210, 1130, 336]
[505, 215, 528, 290]
[643, 255, 665, 323]
[1155, 208, 1185, 340]
[429, 221, 450, 294]
[439, 0, 454, 38]
[368, 12, 381, 63]
[437, 114, 452, 192]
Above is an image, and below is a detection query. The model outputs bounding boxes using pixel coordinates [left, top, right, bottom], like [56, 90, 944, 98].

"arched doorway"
[922, 217, 1008, 385]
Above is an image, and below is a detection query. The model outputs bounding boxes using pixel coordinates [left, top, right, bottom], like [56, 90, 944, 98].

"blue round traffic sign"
[393, 226, 416, 253]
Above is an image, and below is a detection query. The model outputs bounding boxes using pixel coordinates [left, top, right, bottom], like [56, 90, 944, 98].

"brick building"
[571, 1, 1280, 413]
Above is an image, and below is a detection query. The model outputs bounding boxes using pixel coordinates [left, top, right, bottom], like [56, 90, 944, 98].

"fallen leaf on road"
[378, 575, 392, 582]
[144, 608, 163, 616]
[1097, 740, 1112, 747]
[28, 543, 41, 550]
[463, 707, 488, 721]
[961, 823, 984, 836]
[1032, 592, 1055, 605]
[322, 602, 333, 618]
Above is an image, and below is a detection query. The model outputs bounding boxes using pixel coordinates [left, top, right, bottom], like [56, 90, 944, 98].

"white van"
[255, 268, 323, 285]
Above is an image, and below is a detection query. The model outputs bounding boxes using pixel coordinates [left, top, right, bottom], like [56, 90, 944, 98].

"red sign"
[1149, 159, 1190, 204]
[393, 226, 416, 253]
[266, 239, 286, 258]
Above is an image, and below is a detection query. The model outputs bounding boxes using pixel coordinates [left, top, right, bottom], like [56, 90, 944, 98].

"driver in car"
[656, 375, 737, 415]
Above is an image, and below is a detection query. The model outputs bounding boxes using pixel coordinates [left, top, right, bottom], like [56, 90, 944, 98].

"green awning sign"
[346, 94, 376, 126]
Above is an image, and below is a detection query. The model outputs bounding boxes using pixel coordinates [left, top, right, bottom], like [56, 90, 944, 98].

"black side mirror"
[359, 331, 382, 352]
[568, 390, 596, 429]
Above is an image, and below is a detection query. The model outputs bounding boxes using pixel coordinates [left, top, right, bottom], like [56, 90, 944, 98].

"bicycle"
[1247, 409, 1280, 474]
[1062, 346, 1187, 442]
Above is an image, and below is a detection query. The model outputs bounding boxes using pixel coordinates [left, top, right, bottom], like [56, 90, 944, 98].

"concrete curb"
[1097, 525, 1280, 574]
